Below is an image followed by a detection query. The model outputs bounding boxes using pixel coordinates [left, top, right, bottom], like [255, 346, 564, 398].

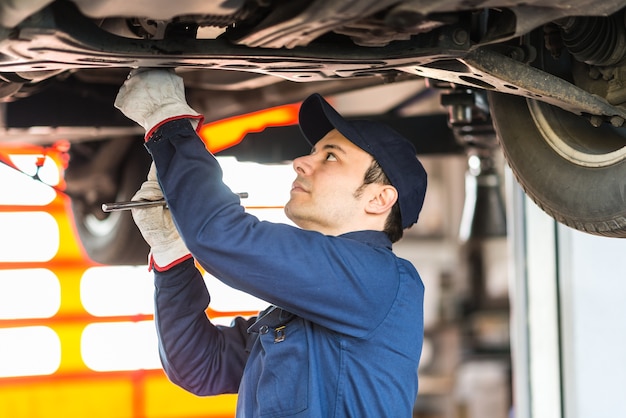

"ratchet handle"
[102, 192, 248, 213]
[102, 199, 166, 212]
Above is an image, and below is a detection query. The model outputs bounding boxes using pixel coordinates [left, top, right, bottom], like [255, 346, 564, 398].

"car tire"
[71, 141, 151, 265]
[488, 92, 626, 238]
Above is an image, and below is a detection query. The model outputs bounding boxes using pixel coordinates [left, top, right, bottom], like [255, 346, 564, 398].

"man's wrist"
[150, 252, 193, 272]
[145, 115, 204, 142]
[148, 238, 192, 272]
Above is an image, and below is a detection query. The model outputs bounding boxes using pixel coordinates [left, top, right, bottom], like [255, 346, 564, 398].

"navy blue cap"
[298, 93, 427, 229]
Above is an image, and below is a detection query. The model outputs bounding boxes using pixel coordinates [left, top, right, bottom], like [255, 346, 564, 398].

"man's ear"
[365, 185, 398, 215]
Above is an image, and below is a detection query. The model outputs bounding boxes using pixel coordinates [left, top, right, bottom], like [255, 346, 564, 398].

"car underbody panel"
[0, 1, 623, 121]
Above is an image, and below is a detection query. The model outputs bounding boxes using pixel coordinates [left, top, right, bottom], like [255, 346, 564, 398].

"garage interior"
[0, 81, 625, 418]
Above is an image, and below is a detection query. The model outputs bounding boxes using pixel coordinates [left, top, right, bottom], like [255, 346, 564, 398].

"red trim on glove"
[144, 115, 205, 141]
[149, 253, 194, 272]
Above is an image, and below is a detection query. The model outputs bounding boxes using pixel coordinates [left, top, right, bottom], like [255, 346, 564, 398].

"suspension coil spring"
[557, 12, 626, 66]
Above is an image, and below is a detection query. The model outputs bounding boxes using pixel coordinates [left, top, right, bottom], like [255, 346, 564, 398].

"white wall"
[559, 227, 626, 418]
[509, 178, 626, 418]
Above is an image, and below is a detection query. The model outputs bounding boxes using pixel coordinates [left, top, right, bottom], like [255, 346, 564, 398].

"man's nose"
[293, 154, 312, 175]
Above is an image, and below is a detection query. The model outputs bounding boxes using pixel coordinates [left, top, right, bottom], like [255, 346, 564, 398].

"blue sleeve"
[146, 120, 400, 338]
[153, 258, 256, 396]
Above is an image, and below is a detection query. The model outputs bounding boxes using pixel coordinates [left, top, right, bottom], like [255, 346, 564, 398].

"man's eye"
[326, 153, 337, 161]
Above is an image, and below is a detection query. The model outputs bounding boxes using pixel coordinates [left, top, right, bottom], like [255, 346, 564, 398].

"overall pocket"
[251, 309, 310, 417]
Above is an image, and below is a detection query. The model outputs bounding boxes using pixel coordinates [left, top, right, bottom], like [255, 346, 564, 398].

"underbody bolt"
[610, 116, 625, 127]
[453, 29, 468, 46]
[589, 115, 603, 127]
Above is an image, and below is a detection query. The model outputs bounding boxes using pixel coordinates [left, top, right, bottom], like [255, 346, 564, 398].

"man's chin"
[283, 202, 295, 221]
[283, 203, 306, 229]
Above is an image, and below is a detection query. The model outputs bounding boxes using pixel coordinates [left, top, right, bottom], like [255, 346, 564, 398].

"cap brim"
[299, 93, 351, 146]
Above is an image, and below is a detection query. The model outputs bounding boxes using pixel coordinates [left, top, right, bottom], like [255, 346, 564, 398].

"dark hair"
[354, 159, 404, 242]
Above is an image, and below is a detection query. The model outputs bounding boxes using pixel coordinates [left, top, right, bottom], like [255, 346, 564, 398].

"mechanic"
[115, 69, 428, 417]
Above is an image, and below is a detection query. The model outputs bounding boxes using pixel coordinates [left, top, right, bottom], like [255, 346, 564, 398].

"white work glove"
[131, 163, 192, 271]
[114, 69, 204, 139]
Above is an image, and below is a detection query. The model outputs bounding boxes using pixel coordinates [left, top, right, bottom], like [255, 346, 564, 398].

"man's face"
[284, 129, 375, 234]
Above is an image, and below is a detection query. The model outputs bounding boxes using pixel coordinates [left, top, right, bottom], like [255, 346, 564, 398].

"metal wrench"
[102, 192, 248, 212]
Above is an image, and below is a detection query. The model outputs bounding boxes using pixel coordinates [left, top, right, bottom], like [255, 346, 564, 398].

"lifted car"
[0, 0, 624, 264]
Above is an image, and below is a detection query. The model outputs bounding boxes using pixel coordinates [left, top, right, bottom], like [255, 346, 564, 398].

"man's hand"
[115, 69, 204, 139]
[131, 163, 192, 271]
